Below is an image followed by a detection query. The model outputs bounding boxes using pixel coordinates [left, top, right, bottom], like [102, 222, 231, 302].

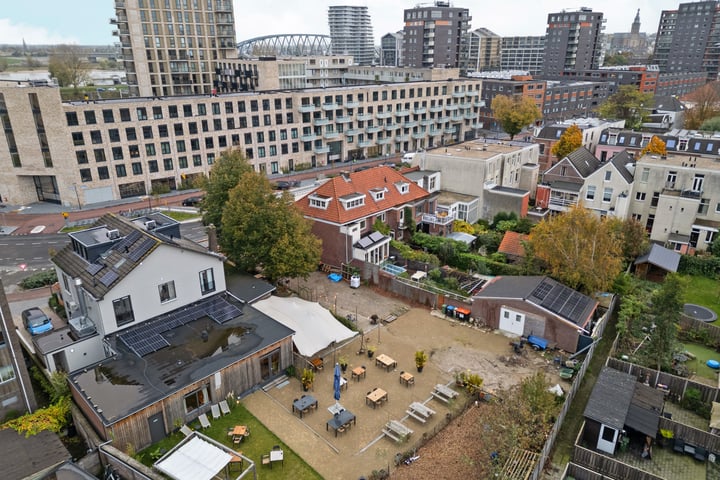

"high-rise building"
[328, 6, 375, 66]
[381, 32, 404, 67]
[466, 28, 501, 72]
[653, 1, 720, 80]
[500, 36, 545, 75]
[402, 1, 472, 69]
[542, 7, 605, 77]
[112, 0, 238, 97]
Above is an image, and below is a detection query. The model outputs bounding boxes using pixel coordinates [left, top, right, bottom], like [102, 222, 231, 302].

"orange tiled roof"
[498, 231, 529, 258]
[296, 166, 429, 224]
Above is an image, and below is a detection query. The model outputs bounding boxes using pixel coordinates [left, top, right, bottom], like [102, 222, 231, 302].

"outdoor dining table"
[399, 371, 415, 387]
[366, 388, 388, 408]
[351, 366, 366, 381]
[292, 395, 317, 418]
[375, 354, 397, 371]
[270, 449, 284, 468]
[326, 409, 356, 437]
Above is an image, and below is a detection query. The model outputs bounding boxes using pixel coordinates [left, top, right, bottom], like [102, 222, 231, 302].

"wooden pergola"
[500, 448, 540, 480]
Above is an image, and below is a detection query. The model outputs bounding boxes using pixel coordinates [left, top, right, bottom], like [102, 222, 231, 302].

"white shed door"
[499, 308, 525, 336]
[597, 424, 617, 455]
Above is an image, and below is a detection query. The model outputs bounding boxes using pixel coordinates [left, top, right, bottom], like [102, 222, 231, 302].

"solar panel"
[127, 237, 155, 262]
[531, 282, 553, 300]
[112, 230, 141, 252]
[99, 270, 120, 287]
[86, 263, 104, 275]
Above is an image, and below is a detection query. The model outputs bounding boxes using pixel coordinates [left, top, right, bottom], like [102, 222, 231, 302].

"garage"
[499, 307, 525, 336]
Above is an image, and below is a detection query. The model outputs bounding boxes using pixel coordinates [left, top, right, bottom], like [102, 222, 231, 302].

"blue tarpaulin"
[328, 273, 342, 282]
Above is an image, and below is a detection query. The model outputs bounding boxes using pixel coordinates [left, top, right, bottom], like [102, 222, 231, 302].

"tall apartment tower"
[466, 28, 501, 72]
[542, 7, 605, 77]
[381, 31, 404, 66]
[500, 36, 546, 75]
[402, 1, 472, 69]
[112, 0, 238, 97]
[328, 6, 375, 65]
[653, 1, 720, 79]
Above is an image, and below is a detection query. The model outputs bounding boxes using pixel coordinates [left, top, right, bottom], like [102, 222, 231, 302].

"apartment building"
[0, 78, 483, 207]
[466, 28, 501, 73]
[328, 5, 375, 66]
[543, 8, 605, 78]
[381, 32, 404, 67]
[402, 1, 472, 69]
[112, 0, 238, 97]
[500, 36, 545, 75]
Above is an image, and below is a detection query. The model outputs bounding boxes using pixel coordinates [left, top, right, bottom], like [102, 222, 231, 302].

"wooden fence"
[679, 313, 720, 345]
[564, 461, 619, 480]
[659, 416, 720, 452]
[572, 445, 663, 480]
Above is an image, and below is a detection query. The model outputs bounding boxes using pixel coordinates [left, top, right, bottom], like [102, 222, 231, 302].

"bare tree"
[48, 45, 89, 89]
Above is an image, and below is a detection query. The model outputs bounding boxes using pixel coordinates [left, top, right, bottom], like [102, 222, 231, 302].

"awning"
[155, 435, 231, 480]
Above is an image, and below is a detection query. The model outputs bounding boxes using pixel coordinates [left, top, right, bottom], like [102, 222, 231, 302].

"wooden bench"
[382, 428, 402, 442]
[405, 409, 427, 423]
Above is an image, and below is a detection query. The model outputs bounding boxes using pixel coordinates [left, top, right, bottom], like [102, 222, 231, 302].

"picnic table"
[431, 384, 459, 403]
[366, 388, 388, 408]
[405, 401, 436, 423]
[383, 420, 413, 442]
[375, 354, 397, 371]
[351, 366, 366, 381]
[399, 371, 415, 387]
[326, 409, 356, 437]
[292, 395, 317, 418]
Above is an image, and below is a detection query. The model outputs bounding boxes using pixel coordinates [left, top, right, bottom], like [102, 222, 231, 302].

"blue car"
[21, 308, 53, 336]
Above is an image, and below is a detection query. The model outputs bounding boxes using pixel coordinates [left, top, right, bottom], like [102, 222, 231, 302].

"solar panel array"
[99, 270, 120, 287]
[127, 237, 155, 262]
[112, 230, 142, 253]
[531, 282, 553, 301]
[539, 285, 592, 324]
[86, 263, 104, 275]
[117, 295, 243, 357]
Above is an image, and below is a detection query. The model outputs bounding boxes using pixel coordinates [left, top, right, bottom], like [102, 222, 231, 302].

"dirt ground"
[242, 272, 564, 479]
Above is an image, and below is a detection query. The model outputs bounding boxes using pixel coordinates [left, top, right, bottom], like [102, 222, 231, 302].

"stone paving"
[614, 439, 706, 479]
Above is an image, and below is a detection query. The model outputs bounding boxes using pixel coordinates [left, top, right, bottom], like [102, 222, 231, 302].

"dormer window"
[339, 193, 366, 210]
[309, 194, 331, 210]
[369, 187, 386, 201]
[394, 181, 410, 194]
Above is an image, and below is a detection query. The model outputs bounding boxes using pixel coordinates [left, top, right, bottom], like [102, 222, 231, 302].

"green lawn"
[136, 402, 322, 479]
[161, 210, 201, 222]
[682, 275, 720, 326]
[680, 342, 720, 381]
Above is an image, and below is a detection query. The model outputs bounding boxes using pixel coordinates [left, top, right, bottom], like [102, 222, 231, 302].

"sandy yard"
[242, 272, 564, 479]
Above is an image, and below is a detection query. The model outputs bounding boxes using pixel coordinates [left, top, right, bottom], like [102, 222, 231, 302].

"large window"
[585, 185, 596, 201]
[112, 296, 135, 327]
[183, 384, 210, 413]
[259, 349, 281, 380]
[158, 281, 176, 303]
[0, 364, 15, 384]
[199, 268, 215, 294]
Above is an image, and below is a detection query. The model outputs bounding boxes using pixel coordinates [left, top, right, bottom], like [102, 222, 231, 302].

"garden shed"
[633, 244, 680, 282]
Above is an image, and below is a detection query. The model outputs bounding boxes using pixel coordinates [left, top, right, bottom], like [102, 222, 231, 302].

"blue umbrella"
[333, 363, 342, 402]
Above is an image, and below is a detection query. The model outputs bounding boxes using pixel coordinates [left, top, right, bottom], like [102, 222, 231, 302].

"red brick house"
[296, 166, 432, 268]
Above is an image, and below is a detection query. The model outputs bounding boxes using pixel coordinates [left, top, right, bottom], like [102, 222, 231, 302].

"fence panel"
[659, 417, 720, 452]
[572, 445, 663, 480]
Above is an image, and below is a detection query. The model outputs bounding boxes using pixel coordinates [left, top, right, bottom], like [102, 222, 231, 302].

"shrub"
[19, 270, 57, 290]
[678, 254, 720, 278]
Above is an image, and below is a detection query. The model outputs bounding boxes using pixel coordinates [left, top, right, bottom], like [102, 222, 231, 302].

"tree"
[645, 273, 687, 371]
[700, 116, 720, 132]
[603, 52, 631, 66]
[200, 149, 253, 234]
[527, 205, 623, 294]
[640, 135, 667, 157]
[606, 217, 649, 263]
[551, 124, 583, 160]
[219, 170, 321, 281]
[491, 95, 541, 140]
[48, 45, 89, 89]
[597, 85, 653, 129]
[684, 82, 720, 129]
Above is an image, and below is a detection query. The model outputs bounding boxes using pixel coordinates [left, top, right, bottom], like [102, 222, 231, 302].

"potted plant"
[415, 350, 428, 372]
[339, 356, 349, 373]
[367, 345, 376, 358]
[301, 368, 314, 391]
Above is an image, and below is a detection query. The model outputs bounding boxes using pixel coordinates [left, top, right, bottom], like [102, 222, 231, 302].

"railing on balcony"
[299, 104, 317, 113]
[420, 119, 434, 126]
[413, 107, 427, 114]
[358, 113, 373, 121]
[445, 104, 458, 111]
[452, 92, 465, 98]
[376, 111, 392, 119]
[345, 128, 361, 135]
[378, 138, 392, 145]
[336, 116, 352, 123]
[404, 120, 418, 128]
[395, 110, 410, 117]
[366, 126, 382, 133]
[358, 140, 373, 147]
[429, 106, 443, 113]
[324, 131, 340, 139]
[346, 100, 360, 108]
[412, 132, 426, 139]
[314, 145, 330, 154]
[429, 128, 442, 136]
[322, 102, 337, 111]
[548, 194, 579, 209]
[396, 134, 410, 141]
[301, 134, 318, 142]
[313, 117, 331, 126]
[422, 212, 455, 226]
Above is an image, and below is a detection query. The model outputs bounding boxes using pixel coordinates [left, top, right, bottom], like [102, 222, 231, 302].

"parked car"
[182, 196, 203, 207]
[273, 180, 301, 190]
[21, 308, 53, 336]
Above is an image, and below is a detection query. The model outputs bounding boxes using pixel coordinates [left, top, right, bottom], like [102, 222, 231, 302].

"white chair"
[211, 404, 221, 420]
[219, 399, 231, 415]
[198, 413, 211, 429]
[180, 425, 193, 437]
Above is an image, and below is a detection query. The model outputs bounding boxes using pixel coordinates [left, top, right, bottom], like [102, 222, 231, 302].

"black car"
[182, 196, 203, 206]
[273, 180, 301, 190]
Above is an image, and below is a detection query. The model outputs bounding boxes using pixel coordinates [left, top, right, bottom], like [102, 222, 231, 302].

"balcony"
[378, 138, 392, 145]
[444, 127, 456, 134]
[385, 123, 398, 131]
[422, 212, 455, 226]
[313, 117, 331, 126]
[314, 145, 330, 154]
[396, 134, 410, 141]
[420, 119, 434, 126]
[471, 122, 484, 129]
[429, 128, 442, 136]
[322, 102, 338, 111]
[436, 116, 450, 123]
[474, 100, 485, 108]
[452, 92, 465, 98]
[413, 107, 427, 114]
[345, 128, 361, 135]
[404, 120, 418, 128]
[324, 131, 340, 139]
[376, 111, 392, 119]
[367, 125, 382, 133]
[346, 100, 359, 108]
[358, 113, 373, 121]
[429, 106, 443, 113]
[466, 90, 479, 97]
[412, 132, 426, 139]
[459, 102, 473, 109]
[358, 140, 373, 147]
[336, 116, 352, 123]
[445, 104, 458, 111]
[301, 134, 318, 142]
[464, 112, 476, 120]
[395, 109, 410, 117]
[451, 114, 463, 121]
[299, 104, 317, 113]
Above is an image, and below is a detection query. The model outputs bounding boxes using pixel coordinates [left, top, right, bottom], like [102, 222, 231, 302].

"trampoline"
[708, 360, 720, 370]
[684, 303, 718, 323]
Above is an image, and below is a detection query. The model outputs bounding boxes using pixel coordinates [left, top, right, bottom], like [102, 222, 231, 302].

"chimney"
[206, 224, 218, 252]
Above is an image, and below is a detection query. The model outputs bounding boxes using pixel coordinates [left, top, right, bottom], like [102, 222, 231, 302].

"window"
[602, 188, 612, 202]
[136, 107, 147, 120]
[183, 384, 210, 413]
[131, 162, 142, 175]
[112, 296, 134, 327]
[259, 349, 280, 380]
[693, 174, 705, 192]
[651, 192, 659, 207]
[158, 281, 176, 303]
[112, 147, 123, 160]
[125, 128, 137, 141]
[640, 168, 649, 182]
[0, 364, 15, 384]
[84, 111, 97, 124]
[94, 149, 106, 162]
[666, 171, 677, 187]
[158, 124, 169, 137]
[76, 151, 88, 164]
[66, 112, 79, 126]
[199, 268, 215, 294]
[72, 132, 84, 146]
[119, 108, 131, 122]
[604, 170, 611, 181]
[152, 106, 163, 119]
[163, 158, 173, 171]
[98, 166, 109, 179]
[142, 126, 153, 139]
[169, 105, 178, 118]
[183, 104, 193, 117]
[585, 185, 596, 201]
[115, 164, 127, 177]
[148, 160, 158, 173]
[635, 192, 646, 201]
[80, 168, 92, 182]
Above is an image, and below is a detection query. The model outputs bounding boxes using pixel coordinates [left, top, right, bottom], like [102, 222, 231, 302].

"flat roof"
[425, 139, 533, 161]
[435, 190, 478, 205]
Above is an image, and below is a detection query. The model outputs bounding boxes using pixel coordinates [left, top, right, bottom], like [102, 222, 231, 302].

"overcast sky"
[0, 1, 683, 45]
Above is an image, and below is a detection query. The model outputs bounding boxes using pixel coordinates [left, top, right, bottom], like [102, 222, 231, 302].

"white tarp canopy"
[254, 296, 355, 357]
[155, 435, 231, 480]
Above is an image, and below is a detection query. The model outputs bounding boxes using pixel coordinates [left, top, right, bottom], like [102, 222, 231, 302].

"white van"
[402, 152, 416, 163]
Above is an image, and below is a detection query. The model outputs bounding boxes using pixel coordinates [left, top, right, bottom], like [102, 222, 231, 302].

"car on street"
[272, 180, 301, 190]
[182, 196, 203, 207]
[21, 307, 53, 336]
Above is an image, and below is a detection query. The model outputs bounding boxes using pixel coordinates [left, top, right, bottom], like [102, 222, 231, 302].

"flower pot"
[417, 366, 424, 373]
[368, 351, 374, 358]
[341, 364, 348, 373]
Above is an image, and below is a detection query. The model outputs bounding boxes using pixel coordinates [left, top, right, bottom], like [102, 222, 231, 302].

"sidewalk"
[0, 190, 202, 235]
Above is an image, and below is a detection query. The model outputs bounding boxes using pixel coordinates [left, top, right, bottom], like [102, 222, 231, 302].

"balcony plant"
[367, 345, 376, 358]
[301, 368, 314, 391]
[415, 350, 428, 372]
[339, 356, 349, 373]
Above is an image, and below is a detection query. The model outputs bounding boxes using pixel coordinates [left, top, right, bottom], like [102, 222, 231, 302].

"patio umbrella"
[333, 362, 342, 404]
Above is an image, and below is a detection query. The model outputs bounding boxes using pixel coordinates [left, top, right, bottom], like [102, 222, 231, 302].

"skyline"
[1, 1, 683, 46]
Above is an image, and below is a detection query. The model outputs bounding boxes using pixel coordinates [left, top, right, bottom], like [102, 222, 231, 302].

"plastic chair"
[262, 454, 271, 466]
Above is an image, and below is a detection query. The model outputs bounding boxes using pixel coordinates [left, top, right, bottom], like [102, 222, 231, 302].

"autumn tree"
[48, 45, 89, 89]
[220, 170, 321, 281]
[645, 273, 687, 371]
[684, 82, 720, 129]
[597, 85, 653, 129]
[606, 217, 649, 263]
[700, 116, 720, 132]
[491, 95, 541, 140]
[551, 124, 583, 160]
[527, 205, 623, 294]
[200, 149, 253, 234]
[640, 135, 667, 157]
